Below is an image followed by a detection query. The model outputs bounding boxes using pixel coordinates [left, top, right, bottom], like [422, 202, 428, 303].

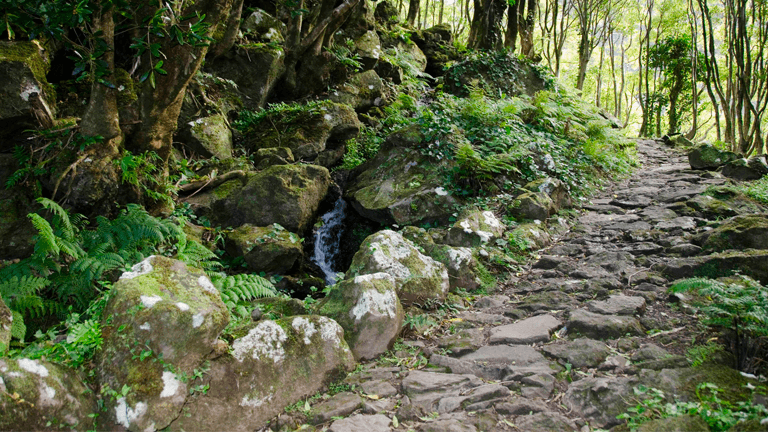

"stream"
[311, 197, 348, 285]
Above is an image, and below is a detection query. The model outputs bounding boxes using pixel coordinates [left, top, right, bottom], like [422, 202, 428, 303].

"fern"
[213, 273, 281, 318]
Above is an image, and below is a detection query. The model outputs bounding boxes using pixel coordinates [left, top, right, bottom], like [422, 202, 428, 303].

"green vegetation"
[742, 176, 768, 205]
[617, 383, 768, 432]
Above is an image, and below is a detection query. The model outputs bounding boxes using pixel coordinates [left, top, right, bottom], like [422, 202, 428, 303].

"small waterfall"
[312, 197, 348, 285]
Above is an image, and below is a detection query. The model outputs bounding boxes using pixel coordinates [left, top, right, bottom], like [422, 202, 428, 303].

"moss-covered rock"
[353, 30, 382, 70]
[210, 164, 331, 233]
[329, 70, 384, 112]
[411, 24, 459, 77]
[171, 315, 356, 432]
[241, 9, 287, 42]
[510, 192, 555, 221]
[347, 144, 461, 226]
[444, 209, 505, 248]
[97, 256, 229, 431]
[722, 155, 768, 181]
[661, 249, 768, 285]
[524, 177, 571, 210]
[203, 44, 285, 109]
[0, 40, 56, 142]
[695, 214, 768, 251]
[254, 147, 294, 169]
[253, 296, 308, 318]
[0, 358, 96, 431]
[241, 101, 360, 166]
[347, 230, 449, 305]
[225, 223, 303, 274]
[179, 71, 244, 127]
[180, 114, 233, 159]
[444, 51, 548, 98]
[688, 144, 741, 170]
[318, 272, 404, 360]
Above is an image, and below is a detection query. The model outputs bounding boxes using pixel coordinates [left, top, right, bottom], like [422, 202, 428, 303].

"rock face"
[445, 209, 505, 247]
[688, 143, 740, 170]
[347, 230, 449, 305]
[172, 316, 356, 432]
[209, 164, 331, 233]
[0, 358, 97, 431]
[318, 272, 404, 360]
[240, 101, 361, 165]
[226, 223, 303, 274]
[241, 9, 287, 42]
[180, 114, 233, 159]
[0, 41, 56, 142]
[347, 146, 460, 226]
[97, 256, 229, 431]
[329, 70, 384, 112]
[411, 24, 458, 77]
[204, 44, 285, 109]
[511, 192, 555, 221]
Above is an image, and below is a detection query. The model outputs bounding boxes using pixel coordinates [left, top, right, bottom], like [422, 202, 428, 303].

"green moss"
[0, 41, 56, 101]
[113, 68, 137, 105]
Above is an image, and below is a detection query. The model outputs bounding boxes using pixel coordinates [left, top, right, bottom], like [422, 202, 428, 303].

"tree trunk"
[407, 0, 420, 26]
[469, 0, 506, 50]
[208, 0, 244, 59]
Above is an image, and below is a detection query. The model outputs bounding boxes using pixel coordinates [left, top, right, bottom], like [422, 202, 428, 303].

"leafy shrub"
[742, 176, 768, 205]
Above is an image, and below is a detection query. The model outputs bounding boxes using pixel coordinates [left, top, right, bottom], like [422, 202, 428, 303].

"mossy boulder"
[0, 296, 11, 354]
[318, 272, 404, 360]
[507, 222, 552, 251]
[411, 24, 458, 77]
[210, 164, 331, 233]
[0, 40, 56, 143]
[253, 296, 308, 318]
[445, 209, 505, 248]
[402, 226, 492, 292]
[180, 114, 233, 159]
[695, 215, 768, 251]
[445, 51, 548, 98]
[347, 230, 449, 305]
[524, 177, 571, 210]
[240, 101, 361, 166]
[97, 256, 229, 432]
[347, 146, 461, 226]
[688, 144, 741, 170]
[661, 249, 768, 285]
[722, 155, 768, 181]
[374, 1, 400, 24]
[225, 223, 303, 274]
[204, 44, 285, 109]
[241, 9, 287, 42]
[254, 147, 294, 169]
[353, 30, 382, 70]
[510, 192, 555, 221]
[171, 316, 356, 432]
[0, 358, 96, 431]
[329, 70, 384, 112]
[179, 71, 243, 126]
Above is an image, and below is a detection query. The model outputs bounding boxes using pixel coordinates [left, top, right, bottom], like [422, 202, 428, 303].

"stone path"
[270, 140, 766, 432]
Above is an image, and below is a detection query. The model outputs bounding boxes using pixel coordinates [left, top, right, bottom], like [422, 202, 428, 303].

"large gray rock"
[695, 214, 768, 251]
[688, 143, 740, 170]
[353, 30, 382, 70]
[489, 314, 561, 345]
[444, 209, 505, 248]
[329, 70, 384, 112]
[541, 338, 612, 368]
[179, 114, 233, 159]
[97, 256, 230, 432]
[510, 192, 555, 221]
[564, 376, 638, 429]
[225, 223, 303, 274]
[0, 41, 56, 142]
[203, 44, 285, 109]
[318, 272, 404, 360]
[402, 370, 508, 413]
[240, 101, 361, 165]
[173, 316, 356, 432]
[587, 295, 647, 316]
[0, 358, 96, 431]
[661, 250, 768, 285]
[347, 230, 449, 305]
[241, 8, 287, 42]
[524, 177, 572, 211]
[721, 155, 768, 180]
[206, 164, 331, 233]
[567, 309, 645, 339]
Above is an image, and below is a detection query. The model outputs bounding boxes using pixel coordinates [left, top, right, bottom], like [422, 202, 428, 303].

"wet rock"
[515, 412, 578, 432]
[444, 209, 505, 248]
[317, 272, 404, 360]
[329, 413, 391, 432]
[564, 376, 638, 429]
[97, 256, 229, 431]
[310, 392, 362, 424]
[347, 230, 449, 305]
[567, 309, 645, 339]
[541, 338, 612, 368]
[587, 295, 646, 316]
[688, 144, 741, 170]
[722, 155, 768, 180]
[208, 164, 331, 233]
[179, 114, 232, 159]
[0, 358, 96, 431]
[489, 314, 561, 345]
[225, 223, 303, 274]
[175, 316, 355, 432]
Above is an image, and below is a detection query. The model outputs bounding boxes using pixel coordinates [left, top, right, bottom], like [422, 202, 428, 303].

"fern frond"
[10, 310, 27, 341]
[29, 213, 60, 257]
[0, 275, 50, 302]
[36, 197, 79, 240]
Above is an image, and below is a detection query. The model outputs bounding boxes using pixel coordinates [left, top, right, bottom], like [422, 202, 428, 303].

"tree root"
[179, 170, 247, 198]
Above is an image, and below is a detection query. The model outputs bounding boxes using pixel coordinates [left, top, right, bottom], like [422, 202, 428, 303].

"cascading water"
[311, 197, 348, 285]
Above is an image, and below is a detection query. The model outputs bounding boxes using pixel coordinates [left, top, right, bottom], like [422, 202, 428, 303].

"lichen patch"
[192, 313, 204, 328]
[198, 275, 218, 294]
[318, 317, 343, 348]
[139, 322, 151, 331]
[115, 397, 147, 428]
[351, 287, 397, 321]
[140, 295, 163, 308]
[232, 321, 288, 363]
[159, 371, 181, 398]
[291, 317, 317, 345]
[17, 358, 48, 377]
[176, 302, 190, 312]
[120, 256, 156, 280]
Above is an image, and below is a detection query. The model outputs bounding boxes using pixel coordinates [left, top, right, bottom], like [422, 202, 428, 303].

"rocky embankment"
[271, 139, 767, 432]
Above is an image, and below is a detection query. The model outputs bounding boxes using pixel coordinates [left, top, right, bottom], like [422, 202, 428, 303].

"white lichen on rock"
[435, 187, 449, 196]
[115, 397, 147, 428]
[139, 322, 151, 331]
[175, 302, 190, 312]
[232, 321, 288, 363]
[17, 358, 48, 377]
[482, 211, 502, 230]
[350, 279, 398, 321]
[446, 247, 473, 269]
[120, 256, 156, 280]
[318, 317, 343, 348]
[198, 275, 218, 294]
[291, 317, 317, 345]
[38, 382, 56, 406]
[192, 313, 205, 328]
[159, 371, 181, 398]
[140, 295, 163, 308]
